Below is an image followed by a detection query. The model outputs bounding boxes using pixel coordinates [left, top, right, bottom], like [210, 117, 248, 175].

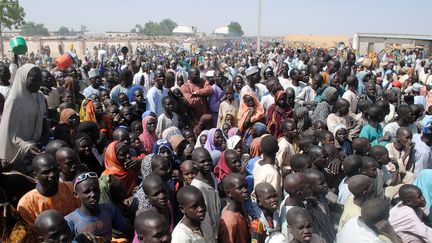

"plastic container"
[55, 54, 74, 70]
[9, 36, 27, 55]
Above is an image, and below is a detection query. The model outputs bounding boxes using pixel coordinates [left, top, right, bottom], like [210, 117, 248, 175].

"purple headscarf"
[204, 128, 224, 152]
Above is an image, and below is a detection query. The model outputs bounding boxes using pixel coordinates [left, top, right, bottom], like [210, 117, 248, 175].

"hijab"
[133, 153, 155, 211]
[139, 116, 158, 155]
[237, 91, 265, 132]
[102, 141, 137, 197]
[214, 151, 231, 181]
[204, 128, 224, 152]
[60, 108, 78, 125]
[0, 64, 46, 164]
[294, 107, 311, 134]
[244, 122, 267, 147]
[311, 87, 337, 124]
[249, 137, 263, 158]
[195, 130, 209, 149]
[414, 169, 432, 216]
[228, 127, 240, 138]
[227, 135, 242, 150]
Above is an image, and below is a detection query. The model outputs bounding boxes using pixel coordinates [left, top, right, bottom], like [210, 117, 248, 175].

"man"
[83, 68, 103, 98]
[287, 68, 306, 96]
[337, 198, 402, 243]
[147, 69, 168, 116]
[321, 59, 336, 85]
[240, 66, 267, 101]
[383, 105, 417, 142]
[278, 62, 290, 90]
[208, 70, 225, 127]
[180, 67, 212, 126]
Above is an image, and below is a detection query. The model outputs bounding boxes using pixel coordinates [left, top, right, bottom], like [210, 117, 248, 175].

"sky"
[19, 0, 432, 37]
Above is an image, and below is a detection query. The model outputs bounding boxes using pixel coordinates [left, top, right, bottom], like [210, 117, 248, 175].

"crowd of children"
[1, 42, 432, 243]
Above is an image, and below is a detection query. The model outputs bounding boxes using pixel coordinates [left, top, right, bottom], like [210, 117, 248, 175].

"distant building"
[105, 31, 138, 38]
[353, 33, 432, 56]
[172, 26, 197, 36]
[212, 26, 229, 36]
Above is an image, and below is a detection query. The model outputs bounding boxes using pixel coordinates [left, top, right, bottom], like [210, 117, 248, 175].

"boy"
[252, 135, 282, 198]
[55, 147, 82, 182]
[369, 145, 400, 199]
[338, 175, 373, 231]
[190, 147, 221, 243]
[251, 182, 282, 243]
[360, 156, 379, 182]
[35, 209, 74, 243]
[276, 119, 298, 176]
[385, 127, 415, 183]
[290, 154, 313, 173]
[180, 160, 197, 186]
[156, 96, 179, 138]
[142, 175, 173, 230]
[352, 137, 371, 156]
[217, 85, 239, 128]
[172, 185, 207, 243]
[286, 207, 325, 243]
[218, 173, 250, 243]
[337, 155, 363, 205]
[318, 131, 334, 146]
[280, 173, 309, 241]
[66, 172, 126, 241]
[134, 209, 171, 243]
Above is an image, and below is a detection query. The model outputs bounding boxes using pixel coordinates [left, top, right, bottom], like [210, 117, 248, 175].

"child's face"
[377, 152, 391, 166]
[290, 217, 314, 243]
[184, 131, 196, 145]
[335, 129, 348, 143]
[277, 93, 287, 108]
[118, 95, 129, 107]
[133, 123, 143, 135]
[338, 103, 349, 116]
[146, 118, 157, 133]
[257, 188, 279, 212]
[74, 178, 100, 211]
[228, 178, 249, 203]
[321, 135, 334, 146]
[312, 175, 329, 194]
[108, 107, 119, 118]
[163, 99, 175, 113]
[130, 138, 142, 153]
[181, 193, 206, 222]
[313, 150, 330, 169]
[153, 158, 172, 182]
[40, 219, 73, 243]
[193, 151, 213, 172]
[222, 124, 231, 136]
[121, 108, 133, 121]
[225, 114, 234, 126]
[226, 152, 241, 172]
[116, 145, 132, 165]
[213, 130, 225, 148]
[225, 90, 234, 101]
[180, 165, 197, 185]
[199, 134, 207, 146]
[159, 147, 172, 164]
[100, 91, 109, 101]
[147, 183, 169, 210]
[58, 154, 79, 179]
[134, 91, 144, 104]
[363, 163, 378, 178]
[93, 102, 103, 116]
[173, 88, 182, 98]
[63, 92, 74, 103]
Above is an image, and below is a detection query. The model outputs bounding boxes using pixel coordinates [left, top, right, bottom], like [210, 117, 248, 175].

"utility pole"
[257, 0, 262, 53]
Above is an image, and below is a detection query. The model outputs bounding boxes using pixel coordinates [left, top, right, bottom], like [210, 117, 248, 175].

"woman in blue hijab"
[413, 169, 432, 223]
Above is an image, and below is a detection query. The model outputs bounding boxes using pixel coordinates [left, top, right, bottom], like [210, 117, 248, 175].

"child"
[251, 182, 283, 243]
[252, 135, 282, 198]
[131, 89, 146, 118]
[318, 130, 334, 146]
[130, 120, 143, 136]
[55, 147, 82, 183]
[280, 173, 310, 241]
[214, 149, 241, 181]
[134, 209, 171, 243]
[225, 114, 235, 127]
[118, 106, 134, 128]
[142, 175, 174, 231]
[217, 85, 239, 128]
[65, 172, 126, 241]
[286, 207, 325, 243]
[118, 93, 130, 108]
[156, 96, 179, 138]
[360, 105, 391, 146]
[276, 119, 298, 176]
[180, 160, 197, 186]
[352, 137, 371, 156]
[337, 155, 363, 205]
[218, 173, 250, 243]
[267, 90, 293, 138]
[338, 175, 373, 231]
[182, 128, 196, 145]
[290, 154, 313, 173]
[237, 91, 265, 132]
[35, 210, 75, 243]
[360, 156, 379, 180]
[369, 145, 400, 199]
[190, 147, 221, 243]
[171, 185, 207, 243]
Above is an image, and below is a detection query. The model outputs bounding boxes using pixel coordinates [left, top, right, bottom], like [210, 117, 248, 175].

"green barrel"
[9, 36, 27, 55]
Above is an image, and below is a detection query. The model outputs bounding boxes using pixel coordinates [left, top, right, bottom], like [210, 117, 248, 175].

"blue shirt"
[65, 203, 126, 241]
[146, 86, 168, 116]
[360, 124, 387, 146]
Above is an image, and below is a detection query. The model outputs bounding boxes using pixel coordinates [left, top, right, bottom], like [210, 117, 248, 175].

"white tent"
[172, 26, 197, 35]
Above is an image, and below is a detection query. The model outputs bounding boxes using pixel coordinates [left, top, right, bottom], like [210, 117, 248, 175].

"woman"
[227, 135, 243, 154]
[244, 122, 267, 148]
[0, 64, 46, 165]
[152, 139, 180, 170]
[294, 107, 312, 135]
[102, 141, 139, 197]
[54, 108, 80, 146]
[311, 86, 338, 124]
[237, 91, 264, 133]
[203, 128, 225, 153]
[139, 116, 158, 155]
[266, 90, 293, 138]
[84, 99, 113, 147]
[228, 127, 240, 138]
[74, 133, 104, 175]
[195, 130, 209, 149]
[132, 154, 155, 211]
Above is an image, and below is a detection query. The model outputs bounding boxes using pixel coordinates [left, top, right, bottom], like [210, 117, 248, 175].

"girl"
[266, 90, 293, 138]
[139, 116, 158, 155]
[237, 91, 264, 133]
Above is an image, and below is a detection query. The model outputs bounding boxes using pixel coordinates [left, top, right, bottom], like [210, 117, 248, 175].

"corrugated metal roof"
[356, 33, 432, 41]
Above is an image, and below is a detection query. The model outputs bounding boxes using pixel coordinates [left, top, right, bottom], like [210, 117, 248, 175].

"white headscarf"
[226, 135, 242, 150]
[0, 64, 46, 164]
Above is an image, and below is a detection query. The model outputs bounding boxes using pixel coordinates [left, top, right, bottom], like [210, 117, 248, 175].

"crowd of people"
[1, 40, 432, 243]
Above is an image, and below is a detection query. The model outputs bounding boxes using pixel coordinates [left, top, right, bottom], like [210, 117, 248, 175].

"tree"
[158, 18, 177, 36]
[80, 24, 88, 35]
[228, 21, 244, 37]
[57, 26, 71, 36]
[143, 21, 159, 36]
[0, 0, 25, 56]
[20, 21, 49, 36]
[135, 19, 178, 36]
